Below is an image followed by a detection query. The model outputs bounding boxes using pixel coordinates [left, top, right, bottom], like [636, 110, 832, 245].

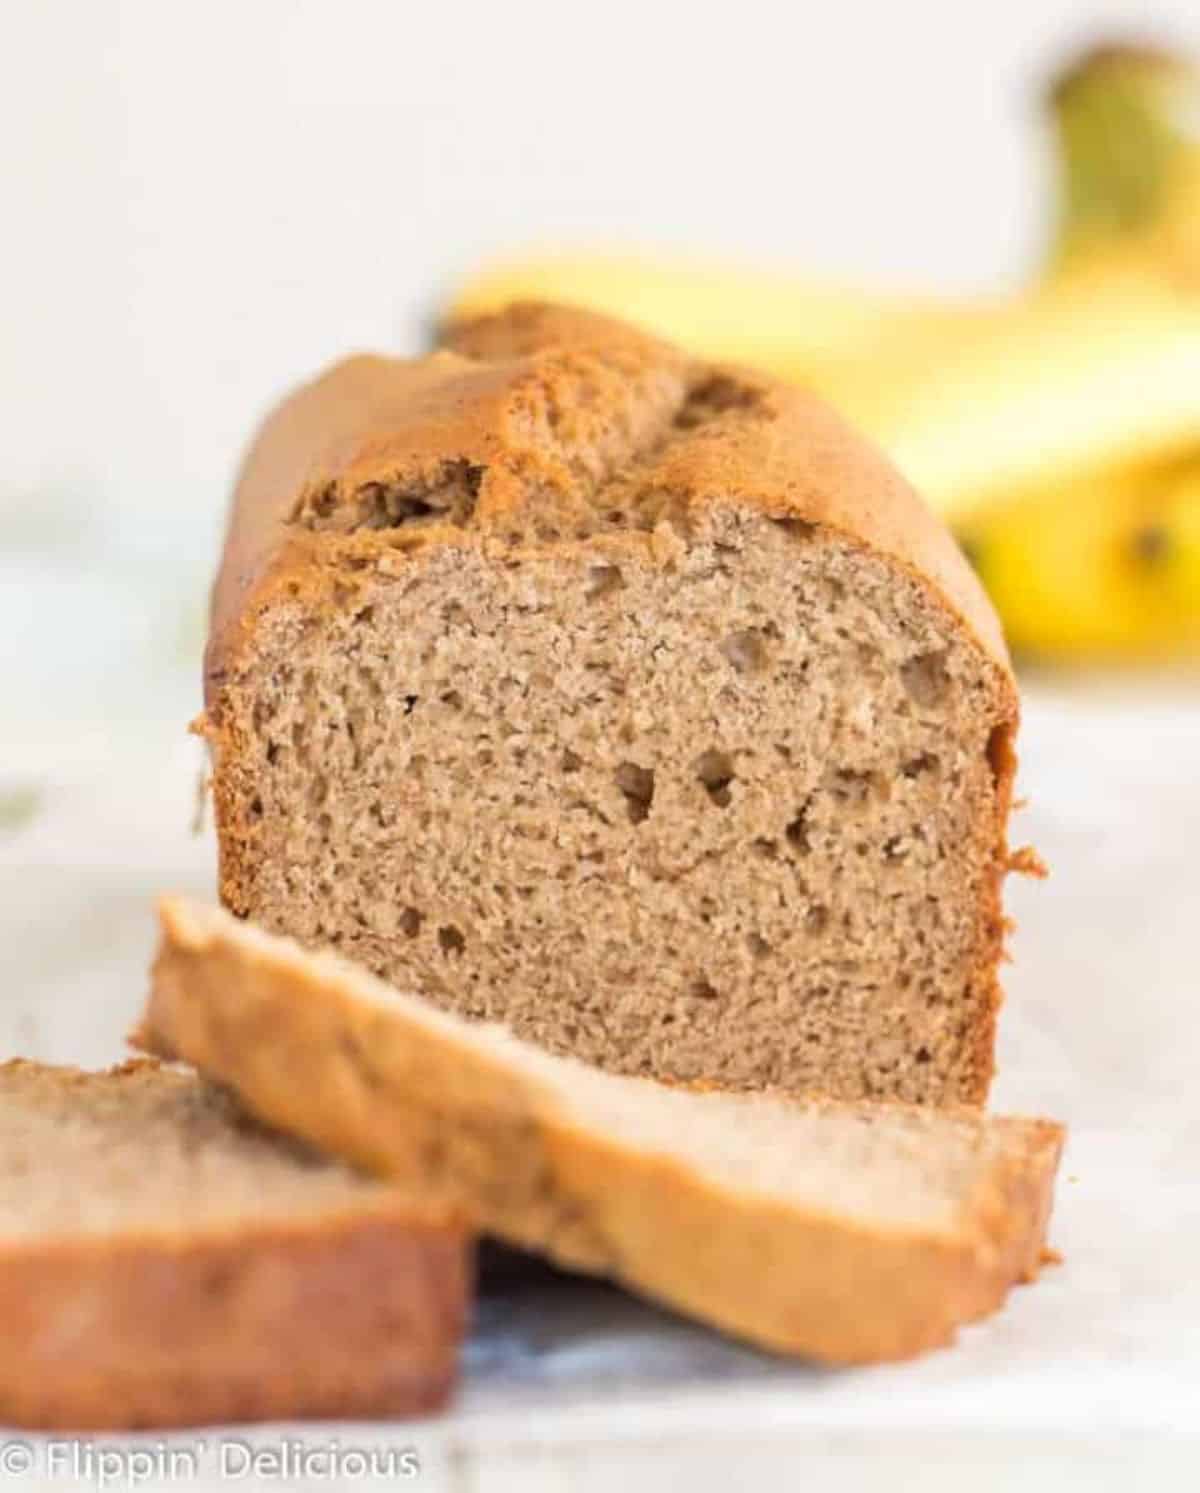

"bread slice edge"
[0, 1057, 469, 1430]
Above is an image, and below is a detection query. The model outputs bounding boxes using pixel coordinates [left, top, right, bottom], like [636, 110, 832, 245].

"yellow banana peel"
[960, 457, 1200, 659]
[816, 258, 1200, 524]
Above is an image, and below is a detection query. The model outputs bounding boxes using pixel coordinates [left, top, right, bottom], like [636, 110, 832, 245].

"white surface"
[1, 684, 1198, 1486]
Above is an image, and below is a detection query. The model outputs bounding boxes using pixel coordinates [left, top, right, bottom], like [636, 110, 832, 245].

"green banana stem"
[1048, 42, 1200, 269]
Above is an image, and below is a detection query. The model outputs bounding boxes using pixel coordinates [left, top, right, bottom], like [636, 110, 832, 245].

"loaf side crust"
[137, 899, 1064, 1367]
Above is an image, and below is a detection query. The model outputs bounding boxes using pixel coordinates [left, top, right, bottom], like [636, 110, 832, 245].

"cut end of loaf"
[212, 506, 1014, 1104]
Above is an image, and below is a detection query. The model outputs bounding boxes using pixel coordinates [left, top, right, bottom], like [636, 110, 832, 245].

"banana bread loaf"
[202, 302, 1022, 1104]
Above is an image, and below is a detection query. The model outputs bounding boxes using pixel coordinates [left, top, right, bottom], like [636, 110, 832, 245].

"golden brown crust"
[209, 302, 1012, 702]
[0, 1061, 470, 1430]
[138, 899, 1064, 1368]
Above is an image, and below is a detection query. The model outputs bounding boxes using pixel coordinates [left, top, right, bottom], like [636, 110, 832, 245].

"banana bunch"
[444, 44, 1200, 662]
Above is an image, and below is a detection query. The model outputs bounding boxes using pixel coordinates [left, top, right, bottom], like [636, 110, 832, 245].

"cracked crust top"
[207, 302, 1013, 713]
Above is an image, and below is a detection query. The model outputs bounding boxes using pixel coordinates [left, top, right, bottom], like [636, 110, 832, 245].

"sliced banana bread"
[0, 1058, 469, 1429]
[138, 898, 1064, 1366]
[203, 301, 1023, 1104]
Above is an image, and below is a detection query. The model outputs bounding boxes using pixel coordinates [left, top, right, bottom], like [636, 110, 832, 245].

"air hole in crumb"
[828, 768, 889, 807]
[403, 695, 419, 715]
[746, 933, 771, 958]
[883, 836, 909, 862]
[751, 837, 778, 859]
[441, 690, 463, 710]
[785, 803, 812, 854]
[400, 907, 423, 939]
[353, 605, 375, 626]
[691, 979, 719, 1000]
[695, 749, 734, 808]
[265, 741, 279, 766]
[915, 1046, 932, 1064]
[987, 723, 1014, 790]
[805, 904, 829, 934]
[586, 564, 624, 600]
[614, 762, 655, 823]
[900, 649, 951, 709]
[562, 748, 583, 773]
[720, 628, 768, 674]
[248, 795, 263, 821]
[903, 752, 939, 778]
[438, 925, 465, 955]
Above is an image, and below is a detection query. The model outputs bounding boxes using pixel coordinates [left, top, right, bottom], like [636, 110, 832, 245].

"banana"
[816, 257, 1200, 523]
[959, 456, 1200, 659]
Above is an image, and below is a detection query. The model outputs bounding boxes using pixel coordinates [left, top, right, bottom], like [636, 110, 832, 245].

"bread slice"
[201, 301, 1023, 1105]
[0, 1058, 469, 1430]
[138, 897, 1064, 1366]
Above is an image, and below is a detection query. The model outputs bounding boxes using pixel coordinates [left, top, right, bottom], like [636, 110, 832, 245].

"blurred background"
[2, 0, 1199, 1470]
